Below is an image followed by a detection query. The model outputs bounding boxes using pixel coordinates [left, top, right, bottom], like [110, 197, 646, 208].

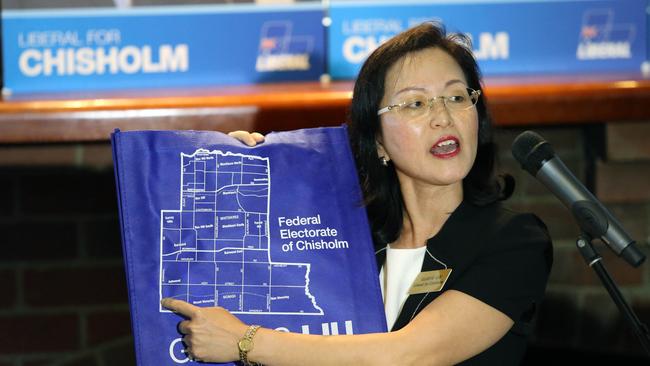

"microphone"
[511, 131, 645, 267]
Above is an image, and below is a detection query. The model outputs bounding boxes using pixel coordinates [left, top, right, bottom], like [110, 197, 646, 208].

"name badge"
[408, 268, 452, 294]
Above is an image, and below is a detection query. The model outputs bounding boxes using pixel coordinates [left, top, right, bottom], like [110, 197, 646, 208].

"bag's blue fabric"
[111, 127, 386, 365]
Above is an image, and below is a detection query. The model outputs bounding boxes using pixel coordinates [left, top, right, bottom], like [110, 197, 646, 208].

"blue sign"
[2, 4, 325, 95]
[111, 127, 386, 365]
[328, 0, 648, 79]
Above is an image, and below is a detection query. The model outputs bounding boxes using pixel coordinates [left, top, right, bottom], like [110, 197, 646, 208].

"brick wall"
[1, 122, 649, 365]
[0, 144, 134, 366]
[497, 122, 650, 363]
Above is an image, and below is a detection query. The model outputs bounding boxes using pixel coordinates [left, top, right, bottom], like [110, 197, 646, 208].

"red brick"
[98, 337, 136, 365]
[497, 155, 522, 177]
[86, 310, 132, 346]
[24, 265, 128, 307]
[19, 168, 117, 215]
[493, 128, 524, 158]
[0, 174, 14, 216]
[548, 241, 645, 287]
[606, 121, 650, 161]
[606, 204, 649, 245]
[547, 246, 577, 285]
[495, 127, 584, 158]
[81, 218, 123, 259]
[596, 160, 650, 203]
[0, 221, 77, 261]
[508, 202, 580, 241]
[571, 243, 645, 286]
[0, 145, 77, 166]
[0, 270, 16, 308]
[550, 251, 594, 286]
[80, 143, 113, 168]
[534, 127, 585, 157]
[0, 314, 79, 353]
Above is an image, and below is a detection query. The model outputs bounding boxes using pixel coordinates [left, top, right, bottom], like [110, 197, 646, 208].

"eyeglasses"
[377, 88, 481, 119]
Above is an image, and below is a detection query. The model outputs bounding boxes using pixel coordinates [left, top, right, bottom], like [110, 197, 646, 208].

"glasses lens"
[387, 88, 480, 119]
[396, 96, 429, 119]
[445, 88, 478, 111]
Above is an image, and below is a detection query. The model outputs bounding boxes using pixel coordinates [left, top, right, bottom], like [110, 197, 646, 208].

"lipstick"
[431, 136, 460, 158]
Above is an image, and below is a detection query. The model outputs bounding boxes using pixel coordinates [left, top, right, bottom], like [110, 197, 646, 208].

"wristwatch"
[238, 324, 261, 366]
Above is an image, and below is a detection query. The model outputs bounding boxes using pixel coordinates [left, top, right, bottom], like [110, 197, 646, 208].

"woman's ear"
[376, 139, 391, 164]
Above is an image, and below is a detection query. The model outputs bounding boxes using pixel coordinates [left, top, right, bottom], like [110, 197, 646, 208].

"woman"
[162, 22, 552, 365]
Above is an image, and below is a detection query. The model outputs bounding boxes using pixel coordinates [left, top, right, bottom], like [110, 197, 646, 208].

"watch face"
[238, 338, 253, 352]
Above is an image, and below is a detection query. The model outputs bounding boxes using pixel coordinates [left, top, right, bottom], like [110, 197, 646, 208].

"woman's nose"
[428, 99, 452, 128]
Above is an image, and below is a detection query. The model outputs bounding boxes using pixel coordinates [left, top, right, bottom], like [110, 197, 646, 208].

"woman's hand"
[161, 298, 249, 363]
[228, 130, 265, 147]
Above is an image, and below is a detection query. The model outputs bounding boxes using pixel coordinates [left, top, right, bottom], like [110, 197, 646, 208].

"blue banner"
[2, 4, 325, 95]
[328, 0, 648, 79]
[111, 127, 386, 365]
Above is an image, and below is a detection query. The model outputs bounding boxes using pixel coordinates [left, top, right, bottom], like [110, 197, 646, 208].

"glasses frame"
[377, 88, 482, 117]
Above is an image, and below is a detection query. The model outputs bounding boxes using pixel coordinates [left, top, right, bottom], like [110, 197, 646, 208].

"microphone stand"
[576, 232, 650, 357]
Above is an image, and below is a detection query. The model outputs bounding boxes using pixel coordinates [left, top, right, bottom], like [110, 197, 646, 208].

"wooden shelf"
[1, 73, 649, 144]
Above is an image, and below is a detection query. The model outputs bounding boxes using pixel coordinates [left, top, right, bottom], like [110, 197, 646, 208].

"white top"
[379, 244, 427, 330]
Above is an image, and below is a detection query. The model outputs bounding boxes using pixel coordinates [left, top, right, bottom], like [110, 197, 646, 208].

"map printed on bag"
[111, 127, 387, 365]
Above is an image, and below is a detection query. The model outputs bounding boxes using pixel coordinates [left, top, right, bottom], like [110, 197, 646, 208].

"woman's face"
[377, 47, 479, 189]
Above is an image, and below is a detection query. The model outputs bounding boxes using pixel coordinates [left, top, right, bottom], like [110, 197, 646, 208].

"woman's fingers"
[251, 132, 265, 143]
[163, 302, 246, 363]
[178, 320, 191, 334]
[228, 130, 265, 146]
[161, 298, 200, 319]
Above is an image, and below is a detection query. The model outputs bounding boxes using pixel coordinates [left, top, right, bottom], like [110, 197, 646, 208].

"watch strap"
[239, 324, 261, 366]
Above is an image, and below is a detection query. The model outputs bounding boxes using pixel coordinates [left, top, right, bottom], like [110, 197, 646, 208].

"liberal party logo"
[577, 8, 635, 60]
[256, 21, 313, 72]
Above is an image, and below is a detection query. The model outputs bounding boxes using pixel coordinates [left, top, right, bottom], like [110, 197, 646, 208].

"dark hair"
[348, 22, 512, 246]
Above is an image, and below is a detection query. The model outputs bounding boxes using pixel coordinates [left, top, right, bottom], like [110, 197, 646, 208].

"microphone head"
[511, 131, 555, 176]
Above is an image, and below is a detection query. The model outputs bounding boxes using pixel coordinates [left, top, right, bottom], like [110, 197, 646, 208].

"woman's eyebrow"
[445, 79, 466, 87]
[393, 86, 427, 97]
[393, 79, 467, 97]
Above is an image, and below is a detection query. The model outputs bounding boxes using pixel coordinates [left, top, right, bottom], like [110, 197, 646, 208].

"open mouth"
[431, 136, 460, 158]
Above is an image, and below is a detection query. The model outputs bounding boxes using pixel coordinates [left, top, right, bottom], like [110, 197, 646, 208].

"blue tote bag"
[111, 127, 386, 365]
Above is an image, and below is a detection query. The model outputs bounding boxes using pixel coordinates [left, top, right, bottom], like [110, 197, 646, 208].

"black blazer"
[375, 201, 553, 365]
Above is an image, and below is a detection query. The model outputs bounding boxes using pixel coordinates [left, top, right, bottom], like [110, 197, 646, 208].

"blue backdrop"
[3, 1, 647, 94]
[328, 0, 647, 78]
[3, 4, 325, 94]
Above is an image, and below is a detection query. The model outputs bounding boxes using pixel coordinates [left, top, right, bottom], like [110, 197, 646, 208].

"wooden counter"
[1, 73, 649, 144]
